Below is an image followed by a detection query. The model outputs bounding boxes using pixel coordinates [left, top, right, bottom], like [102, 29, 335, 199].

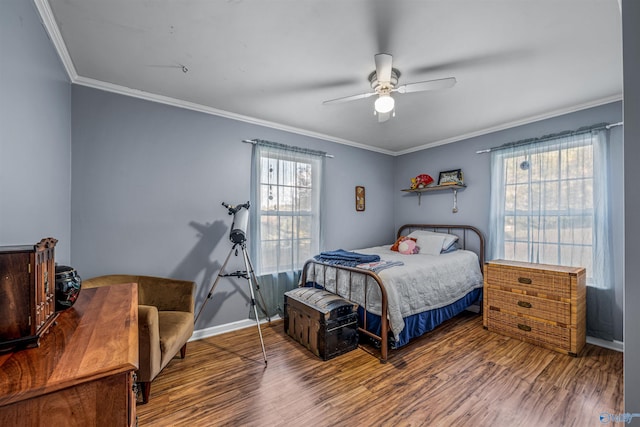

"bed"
[300, 224, 485, 362]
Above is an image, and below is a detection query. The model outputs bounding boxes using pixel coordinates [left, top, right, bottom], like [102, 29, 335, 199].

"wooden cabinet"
[483, 259, 586, 356]
[0, 283, 139, 426]
[0, 238, 58, 351]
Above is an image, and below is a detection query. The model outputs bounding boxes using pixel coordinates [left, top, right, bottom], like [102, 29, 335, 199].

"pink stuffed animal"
[398, 238, 420, 254]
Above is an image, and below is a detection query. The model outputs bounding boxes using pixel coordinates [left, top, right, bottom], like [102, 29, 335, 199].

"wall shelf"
[401, 184, 466, 211]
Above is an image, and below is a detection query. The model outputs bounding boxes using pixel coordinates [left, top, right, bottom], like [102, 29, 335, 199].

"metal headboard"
[396, 224, 485, 271]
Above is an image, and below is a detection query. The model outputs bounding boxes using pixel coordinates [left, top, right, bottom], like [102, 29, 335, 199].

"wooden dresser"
[483, 259, 586, 356]
[0, 283, 139, 426]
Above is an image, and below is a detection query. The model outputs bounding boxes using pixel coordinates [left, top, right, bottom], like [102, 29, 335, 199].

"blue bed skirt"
[302, 282, 482, 349]
[359, 287, 483, 348]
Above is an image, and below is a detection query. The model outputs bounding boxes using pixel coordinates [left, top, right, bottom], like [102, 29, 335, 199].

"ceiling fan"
[322, 53, 457, 122]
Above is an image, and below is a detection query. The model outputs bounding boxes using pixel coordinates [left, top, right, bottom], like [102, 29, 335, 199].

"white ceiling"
[38, 0, 622, 155]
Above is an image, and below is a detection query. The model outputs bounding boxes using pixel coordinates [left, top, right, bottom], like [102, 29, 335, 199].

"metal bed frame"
[300, 224, 485, 362]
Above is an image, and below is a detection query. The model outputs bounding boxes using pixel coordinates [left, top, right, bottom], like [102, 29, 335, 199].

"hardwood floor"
[136, 313, 623, 427]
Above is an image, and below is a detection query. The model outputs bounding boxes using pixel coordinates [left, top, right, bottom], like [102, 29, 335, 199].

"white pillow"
[416, 234, 446, 255]
[407, 230, 459, 251]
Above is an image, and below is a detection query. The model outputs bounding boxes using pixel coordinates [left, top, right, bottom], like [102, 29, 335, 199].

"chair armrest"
[137, 276, 196, 313]
[137, 304, 161, 383]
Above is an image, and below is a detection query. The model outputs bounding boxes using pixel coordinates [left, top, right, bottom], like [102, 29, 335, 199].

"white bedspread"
[304, 246, 483, 338]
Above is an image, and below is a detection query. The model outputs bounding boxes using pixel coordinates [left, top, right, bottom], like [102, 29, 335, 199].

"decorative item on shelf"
[54, 265, 82, 312]
[410, 174, 434, 189]
[438, 169, 464, 186]
[355, 186, 365, 211]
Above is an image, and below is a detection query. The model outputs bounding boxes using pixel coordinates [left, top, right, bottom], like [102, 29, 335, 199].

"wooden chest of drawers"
[483, 259, 586, 356]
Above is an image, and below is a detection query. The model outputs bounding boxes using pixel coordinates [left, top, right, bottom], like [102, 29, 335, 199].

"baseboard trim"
[587, 336, 624, 352]
[191, 315, 281, 342]
[192, 318, 624, 353]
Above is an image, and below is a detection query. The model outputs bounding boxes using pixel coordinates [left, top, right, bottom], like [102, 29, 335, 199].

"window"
[489, 130, 610, 285]
[251, 142, 323, 275]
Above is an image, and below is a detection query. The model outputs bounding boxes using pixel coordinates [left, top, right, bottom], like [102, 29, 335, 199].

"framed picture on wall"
[438, 169, 464, 186]
[355, 186, 365, 211]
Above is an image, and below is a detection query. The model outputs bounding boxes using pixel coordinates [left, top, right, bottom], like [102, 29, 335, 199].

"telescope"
[196, 201, 269, 365]
[222, 201, 250, 244]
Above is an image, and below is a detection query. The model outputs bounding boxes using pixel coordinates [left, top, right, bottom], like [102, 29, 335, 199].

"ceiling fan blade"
[377, 111, 391, 123]
[395, 77, 457, 94]
[374, 53, 393, 83]
[322, 91, 376, 105]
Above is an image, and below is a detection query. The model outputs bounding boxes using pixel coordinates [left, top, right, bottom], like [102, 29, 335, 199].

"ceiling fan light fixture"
[374, 94, 395, 114]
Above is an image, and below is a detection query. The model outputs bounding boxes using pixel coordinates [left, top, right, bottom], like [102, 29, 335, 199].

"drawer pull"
[517, 324, 532, 332]
[518, 277, 532, 285]
[517, 301, 532, 309]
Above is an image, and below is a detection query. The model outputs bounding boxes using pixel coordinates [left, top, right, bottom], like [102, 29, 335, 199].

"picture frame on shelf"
[355, 186, 365, 211]
[438, 169, 464, 186]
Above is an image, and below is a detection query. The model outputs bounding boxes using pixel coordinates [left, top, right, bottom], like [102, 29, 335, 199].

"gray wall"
[623, 0, 640, 419]
[71, 85, 394, 329]
[394, 101, 624, 341]
[0, 0, 71, 263]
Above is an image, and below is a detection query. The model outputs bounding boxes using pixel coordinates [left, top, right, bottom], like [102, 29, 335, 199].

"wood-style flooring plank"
[136, 312, 623, 426]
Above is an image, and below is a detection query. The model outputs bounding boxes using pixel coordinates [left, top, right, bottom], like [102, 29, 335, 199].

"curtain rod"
[242, 139, 334, 158]
[476, 121, 623, 154]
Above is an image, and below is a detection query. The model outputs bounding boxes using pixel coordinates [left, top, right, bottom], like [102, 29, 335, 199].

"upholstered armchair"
[83, 275, 196, 404]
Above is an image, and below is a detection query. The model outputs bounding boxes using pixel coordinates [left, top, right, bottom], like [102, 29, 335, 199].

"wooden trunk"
[284, 288, 358, 360]
[0, 238, 58, 352]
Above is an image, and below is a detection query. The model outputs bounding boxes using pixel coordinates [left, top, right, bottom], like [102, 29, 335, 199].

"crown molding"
[34, 0, 78, 80]
[72, 76, 396, 156]
[394, 94, 624, 156]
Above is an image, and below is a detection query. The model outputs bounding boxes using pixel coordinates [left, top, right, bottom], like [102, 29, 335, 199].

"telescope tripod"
[195, 241, 269, 366]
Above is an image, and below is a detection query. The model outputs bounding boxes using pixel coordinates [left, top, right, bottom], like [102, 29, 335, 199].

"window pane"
[561, 244, 592, 272]
[280, 159, 295, 186]
[297, 239, 312, 264]
[279, 216, 292, 240]
[538, 243, 559, 265]
[278, 186, 294, 212]
[260, 184, 276, 211]
[531, 150, 560, 181]
[297, 163, 312, 187]
[506, 241, 530, 261]
[513, 184, 530, 211]
[514, 215, 529, 240]
[261, 215, 279, 240]
[560, 215, 592, 244]
[279, 241, 293, 270]
[568, 178, 593, 207]
[261, 241, 278, 272]
[260, 157, 274, 183]
[298, 188, 311, 212]
[504, 215, 515, 240]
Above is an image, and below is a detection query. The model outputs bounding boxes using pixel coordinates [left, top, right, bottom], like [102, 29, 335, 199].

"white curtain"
[488, 129, 614, 340]
[249, 140, 325, 318]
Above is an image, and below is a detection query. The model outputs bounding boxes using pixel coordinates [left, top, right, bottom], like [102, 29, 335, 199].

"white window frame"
[490, 134, 596, 276]
[253, 148, 321, 275]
